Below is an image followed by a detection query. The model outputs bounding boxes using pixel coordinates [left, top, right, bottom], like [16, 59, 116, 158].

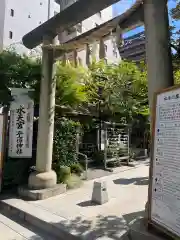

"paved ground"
[0, 213, 58, 239]
[83, 159, 149, 181]
[0, 160, 149, 239]
[31, 161, 149, 221]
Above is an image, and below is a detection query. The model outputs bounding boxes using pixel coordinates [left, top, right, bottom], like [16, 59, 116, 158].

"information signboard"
[148, 85, 180, 239]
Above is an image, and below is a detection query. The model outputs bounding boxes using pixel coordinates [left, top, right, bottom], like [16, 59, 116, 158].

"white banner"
[9, 88, 34, 158]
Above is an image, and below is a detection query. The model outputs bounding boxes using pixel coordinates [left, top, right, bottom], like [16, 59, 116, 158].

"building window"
[9, 31, 13, 39]
[113, 50, 118, 58]
[97, 11, 102, 18]
[104, 44, 107, 52]
[78, 57, 82, 65]
[10, 9, 14, 17]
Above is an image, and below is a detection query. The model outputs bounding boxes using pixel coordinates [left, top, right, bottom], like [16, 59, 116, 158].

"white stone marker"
[91, 181, 109, 205]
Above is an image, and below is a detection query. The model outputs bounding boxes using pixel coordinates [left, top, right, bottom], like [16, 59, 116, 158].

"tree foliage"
[0, 51, 41, 105]
[171, 0, 180, 20]
[0, 50, 41, 106]
[170, 0, 180, 68]
[170, 0, 180, 83]
[0, 50, 149, 125]
[55, 62, 89, 108]
[86, 60, 148, 123]
[53, 117, 81, 182]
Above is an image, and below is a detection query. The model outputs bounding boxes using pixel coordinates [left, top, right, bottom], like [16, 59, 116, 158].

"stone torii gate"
[23, 0, 173, 193]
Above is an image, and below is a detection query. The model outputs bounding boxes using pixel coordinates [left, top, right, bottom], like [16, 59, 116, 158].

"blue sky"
[113, 0, 180, 38]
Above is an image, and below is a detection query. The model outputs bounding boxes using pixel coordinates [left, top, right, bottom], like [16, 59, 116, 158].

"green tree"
[170, 1, 180, 82]
[170, 0, 180, 68]
[171, 0, 180, 20]
[0, 50, 149, 125]
[86, 60, 148, 123]
[0, 50, 41, 106]
[55, 62, 89, 108]
[0, 51, 90, 109]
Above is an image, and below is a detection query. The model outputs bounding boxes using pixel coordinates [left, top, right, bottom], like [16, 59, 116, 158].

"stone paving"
[0, 161, 149, 239]
[31, 161, 149, 222]
[0, 213, 58, 240]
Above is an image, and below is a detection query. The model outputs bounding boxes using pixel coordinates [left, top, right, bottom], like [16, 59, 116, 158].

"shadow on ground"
[123, 210, 145, 224]
[113, 177, 149, 186]
[28, 210, 165, 240]
[54, 215, 129, 239]
[77, 200, 98, 207]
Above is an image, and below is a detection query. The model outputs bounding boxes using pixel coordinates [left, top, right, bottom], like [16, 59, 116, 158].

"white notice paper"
[151, 88, 180, 237]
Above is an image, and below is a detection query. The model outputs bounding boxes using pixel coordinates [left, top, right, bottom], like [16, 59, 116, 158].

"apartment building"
[57, 0, 121, 66]
[0, 0, 121, 63]
[119, 31, 146, 62]
[0, 0, 60, 54]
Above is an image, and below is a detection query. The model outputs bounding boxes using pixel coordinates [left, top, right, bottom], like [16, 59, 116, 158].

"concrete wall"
[0, 0, 60, 54]
[0, 0, 6, 51]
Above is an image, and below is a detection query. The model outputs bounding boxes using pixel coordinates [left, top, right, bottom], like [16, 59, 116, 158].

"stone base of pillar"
[17, 170, 66, 200]
[28, 170, 57, 190]
[18, 184, 66, 200]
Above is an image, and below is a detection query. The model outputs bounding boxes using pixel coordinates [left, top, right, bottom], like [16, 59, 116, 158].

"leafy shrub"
[107, 161, 121, 168]
[53, 117, 81, 182]
[92, 150, 104, 166]
[65, 174, 83, 189]
[70, 163, 84, 176]
[56, 166, 71, 183]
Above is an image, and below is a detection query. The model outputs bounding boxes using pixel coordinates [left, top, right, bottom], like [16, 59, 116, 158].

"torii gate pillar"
[144, 0, 173, 111]
[143, 0, 173, 220]
[28, 36, 57, 190]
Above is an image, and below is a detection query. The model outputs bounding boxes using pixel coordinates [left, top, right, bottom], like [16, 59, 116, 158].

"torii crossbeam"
[23, 0, 124, 49]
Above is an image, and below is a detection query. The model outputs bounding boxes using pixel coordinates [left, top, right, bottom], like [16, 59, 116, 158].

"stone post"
[28, 36, 57, 189]
[73, 50, 78, 67]
[62, 53, 67, 66]
[92, 41, 98, 60]
[85, 44, 91, 67]
[99, 38, 106, 60]
[144, 0, 173, 110]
